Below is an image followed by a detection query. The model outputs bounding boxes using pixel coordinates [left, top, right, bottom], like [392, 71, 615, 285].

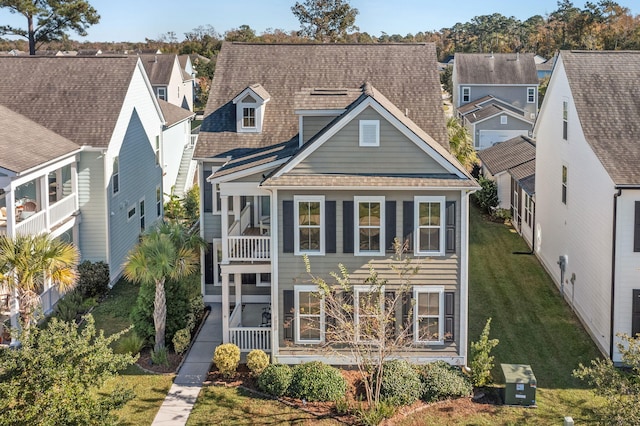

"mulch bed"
[136, 348, 182, 374]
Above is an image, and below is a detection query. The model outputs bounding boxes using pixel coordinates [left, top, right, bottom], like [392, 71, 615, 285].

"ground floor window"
[413, 287, 444, 344]
[295, 285, 324, 344]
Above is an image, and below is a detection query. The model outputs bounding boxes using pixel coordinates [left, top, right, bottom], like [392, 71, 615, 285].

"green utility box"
[501, 364, 537, 407]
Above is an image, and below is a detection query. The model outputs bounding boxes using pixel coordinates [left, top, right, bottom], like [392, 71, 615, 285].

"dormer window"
[233, 85, 270, 133]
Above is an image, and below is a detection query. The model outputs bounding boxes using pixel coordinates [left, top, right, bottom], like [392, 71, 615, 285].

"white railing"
[49, 194, 77, 227]
[228, 204, 252, 237]
[189, 134, 198, 148]
[40, 285, 61, 315]
[229, 327, 271, 352]
[227, 236, 270, 261]
[15, 210, 46, 236]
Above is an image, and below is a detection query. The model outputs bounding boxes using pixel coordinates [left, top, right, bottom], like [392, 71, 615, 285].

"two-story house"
[453, 53, 538, 150]
[534, 50, 640, 363]
[139, 54, 195, 111]
[196, 42, 479, 365]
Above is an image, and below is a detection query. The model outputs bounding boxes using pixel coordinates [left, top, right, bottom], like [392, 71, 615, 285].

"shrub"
[246, 349, 270, 376]
[492, 208, 511, 222]
[151, 347, 169, 366]
[418, 361, 473, 402]
[53, 289, 84, 322]
[76, 261, 110, 299]
[470, 318, 499, 387]
[289, 361, 347, 402]
[376, 360, 422, 407]
[172, 328, 191, 355]
[354, 401, 396, 426]
[185, 294, 205, 332]
[214, 343, 240, 378]
[472, 176, 499, 214]
[258, 364, 293, 397]
[116, 332, 145, 355]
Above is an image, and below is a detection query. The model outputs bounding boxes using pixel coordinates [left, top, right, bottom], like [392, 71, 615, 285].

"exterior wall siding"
[496, 172, 511, 210]
[459, 85, 537, 118]
[473, 115, 532, 149]
[293, 107, 448, 175]
[162, 119, 189, 193]
[77, 151, 107, 262]
[302, 116, 334, 144]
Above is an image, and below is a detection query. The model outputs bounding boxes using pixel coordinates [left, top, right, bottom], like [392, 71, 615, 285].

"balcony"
[223, 202, 271, 263]
[228, 303, 271, 352]
[1, 194, 77, 237]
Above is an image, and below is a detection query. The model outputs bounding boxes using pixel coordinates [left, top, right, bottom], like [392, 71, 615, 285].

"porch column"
[9, 287, 19, 346]
[233, 196, 241, 222]
[234, 272, 241, 307]
[221, 272, 229, 343]
[221, 195, 229, 264]
[253, 196, 259, 227]
[6, 186, 16, 237]
[41, 176, 50, 231]
[71, 161, 79, 211]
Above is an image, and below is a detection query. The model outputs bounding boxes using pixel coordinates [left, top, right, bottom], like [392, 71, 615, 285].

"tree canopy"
[0, 0, 100, 55]
[291, 0, 359, 42]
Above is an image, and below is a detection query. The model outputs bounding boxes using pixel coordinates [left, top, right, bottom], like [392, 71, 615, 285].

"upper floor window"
[359, 120, 380, 147]
[562, 100, 568, 140]
[242, 107, 256, 129]
[562, 165, 568, 204]
[527, 87, 536, 103]
[155, 136, 160, 166]
[354, 196, 384, 256]
[112, 157, 120, 195]
[139, 198, 145, 232]
[294, 196, 324, 255]
[415, 196, 446, 256]
[157, 87, 167, 101]
[500, 116, 508, 125]
[462, 87, 470, 103]
[233, 86, 270, 133]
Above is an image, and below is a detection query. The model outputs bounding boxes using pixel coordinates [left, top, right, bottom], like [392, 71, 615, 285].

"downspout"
[610, 188, 622, 360]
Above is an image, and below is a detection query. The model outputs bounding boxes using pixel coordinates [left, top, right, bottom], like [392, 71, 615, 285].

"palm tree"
[0, 234, 79, 329]
[124, 222, 204, 352]
[447, 116, 478, 171]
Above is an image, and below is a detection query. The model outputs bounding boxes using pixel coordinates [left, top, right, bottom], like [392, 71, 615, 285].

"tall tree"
[447, 117, 478, 171]
[0, 0, 100, 55]
[291, 0, 358, 42]
[123, 222, 204, 352]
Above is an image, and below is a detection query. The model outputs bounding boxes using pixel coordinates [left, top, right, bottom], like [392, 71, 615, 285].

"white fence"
[227, 236, 270, 261]
[229, 327, 271, 352]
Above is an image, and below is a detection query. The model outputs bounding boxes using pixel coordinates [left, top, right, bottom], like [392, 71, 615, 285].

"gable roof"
[294, 87, 362, 111]
[196, 42, 448, 159]
[560, 50, 640, 185]
[462, 101, 533, 125]
[508, 159, 535, 195]
[0, 57, 141, 148]
[454, 53, 538, 86]
[0, 105, 79, 174]
[158, 99, 195, 127]
[139, 54, 180, 85]
[477, 135, 536, 176]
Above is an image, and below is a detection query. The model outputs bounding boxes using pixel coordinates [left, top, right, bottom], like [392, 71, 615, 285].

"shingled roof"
[196, 42, 448, 159]
[0, 57, 140, 148]
[454, 53, 538, 85]
[561, 50, 640, 185]
[477, 135, 536, 176]
[139, 54, 178, 85]
[0, 105, 79, 174]
[158, 99, 195, 127]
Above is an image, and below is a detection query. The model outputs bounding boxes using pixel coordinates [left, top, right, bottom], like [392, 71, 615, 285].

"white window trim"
[294, 195, 325, 255]
[294, 285, 324, 344]
[462, 87, 470, 102]
[241, 106, 256, 130]
[562, 99, 569, 140]
[156, 185, 162, 217]
[354, 285, 385, 343]
[127, 205, 136, 222]
[157, 87, 167, 101]
[155, 135, 160, 167]
[562, 164, 568, 205]
[500, 116, 508, 125]
[213, 183, 222, 213]
[414, 196, 446, 257]
[139, 197, 145, 232]
[524, 194, 532, 226]
[213, 239, 222, 286]
[527, 87, 536, 103]
[413, 286, 445, 345]
[359, 120, 380, 147]
[354, 196, 385, 256]
[112, 156, 120, 196]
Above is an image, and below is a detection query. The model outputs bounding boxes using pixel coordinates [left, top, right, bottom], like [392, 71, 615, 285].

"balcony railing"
[227, 236, 270, 261]
[15, 210, 46, 236]
[10, 194, 77, 236]
[49, 195, 76, 228]
[229, 327, 271, 352]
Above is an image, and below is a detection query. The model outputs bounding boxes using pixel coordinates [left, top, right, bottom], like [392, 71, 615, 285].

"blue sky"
[0, 0, 637, 43]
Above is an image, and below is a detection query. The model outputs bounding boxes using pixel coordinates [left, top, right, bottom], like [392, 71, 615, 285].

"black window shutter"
[283, 290, 294, 341]
[446, 201, 456, 253]
[283, 200, 294, 253]
[444, 292, 455, 342]
[633, 290, 640, 336]
[635, 202, 640, 252]
[386, 201, 396, 252]
[326, 201, 336, 253]
[403, 201, 414, 250]
[204, 243, 214, 284]
[343, 201, 354, 253]
[203, 169, 212, 213]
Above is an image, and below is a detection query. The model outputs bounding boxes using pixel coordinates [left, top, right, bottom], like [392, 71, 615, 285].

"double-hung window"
[524, 194, 533, 226]
[156, 186, 162, 217]
[294, 196, 324, 255]
[562, 165, 568, 204]
[155, 136, 160, 166]
[462, 87, 470, 103]
[354, 286, 384, 343]
[157, 87, 167, 101]
[354, 196, 385, 256]
[295, 285, 324, 344]
[112, 157, 120, 195]
[562, 100, 568, 140]
[242, 107, 256, 129]
[527, 87, 536, 103]
[414, 287, 444, 344]
[415, 196, 446, 256]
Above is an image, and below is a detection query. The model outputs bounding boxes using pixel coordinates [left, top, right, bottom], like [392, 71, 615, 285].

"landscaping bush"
[418, 361, 473, 402]
[185, 294, 205, 332]
[116, 332, 145, 355]
[76, 261, 110, 299]
[172, 328, 191, 355]
[246, 349, 270, 376]
[151, 346, 169, 366]
[258, 364, 293, 397]
[376, 359, 422, 407]
[470, 318, 499, 387]
[289, 361, 347, 402]
[472, 176, 499, 214]
[53, 289, 84, 322]
[214, 343, 240, 378]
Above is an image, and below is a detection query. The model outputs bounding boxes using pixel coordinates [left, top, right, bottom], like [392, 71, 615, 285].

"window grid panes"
[415, 290, 442, 343]
[297, 199, 322, 253]
[562, 165, 568, 204]
[297, 289, 322, 343]
[417, 201, 441, 253]
[357, 201, 381, 253]
[243, 107, 256, 128]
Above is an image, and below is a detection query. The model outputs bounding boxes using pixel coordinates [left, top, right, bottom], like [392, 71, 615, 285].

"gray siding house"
[195, 42, 479, 365]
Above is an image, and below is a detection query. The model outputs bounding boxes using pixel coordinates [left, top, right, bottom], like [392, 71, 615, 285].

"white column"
[221, 195, 229, 264]
[269, 189, 279, 362]
[71, 161, 79, 211]
[221, 272, 229, 343]
[41, 175, 50, 231]
[459, 190, 470, 365]
[235, 272, 241, 307]
[6, 186, 16, 237]
[9, 287, 19, 346]
[233, 196, 241, 222]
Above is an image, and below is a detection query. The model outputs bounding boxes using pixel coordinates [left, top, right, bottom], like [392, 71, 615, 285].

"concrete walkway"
[152, 303, 222, 425]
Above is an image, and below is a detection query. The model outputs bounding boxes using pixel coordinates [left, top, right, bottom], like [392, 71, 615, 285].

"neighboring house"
[457, 96, 533, 150]
[452, 53, 538, 147]
[0, 57, 166, 284]
[139, 54, 194, 111]
[195, 42, 478, 365]
[477, 135, 536, 247]
[533, 50, 640, 363]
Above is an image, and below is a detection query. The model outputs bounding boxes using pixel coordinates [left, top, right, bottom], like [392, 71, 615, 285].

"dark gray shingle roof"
[455, 53, 538, 85]
[562, 50, 640, 185]
[158, 99, 195, 126]
[196, 42, 448, 158]
[477, 135, 536, 176]
[263, 175, 476, 188]
[139, 54, 177, 85]
[508, 160, 535, 195]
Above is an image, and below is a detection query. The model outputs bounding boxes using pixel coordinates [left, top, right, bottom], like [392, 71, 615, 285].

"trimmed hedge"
[289, 362, 347, 402]
[418, 361, 473, 402]
[247, 349, 270, 376]
[258, 364, 293, 397]
[376, 360, 422, 407]
[213, 343, 240, 378]
[76, 261, 110, 299]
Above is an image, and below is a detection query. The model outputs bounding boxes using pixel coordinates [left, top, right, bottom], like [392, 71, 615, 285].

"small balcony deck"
[0, 194, 77, 237]
[228, 303, 271, 352]
[224, 203, 271, 263]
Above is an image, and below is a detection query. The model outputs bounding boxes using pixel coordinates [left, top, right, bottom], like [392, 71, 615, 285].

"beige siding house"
[195, 42, 478, 365]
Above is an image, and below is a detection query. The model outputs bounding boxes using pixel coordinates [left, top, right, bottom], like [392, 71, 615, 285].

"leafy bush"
[53, 289, 84, 322]
[470, 318, 499, 387]
[472, 176, 499, 214]
[116, 332, 145, 355]
[354, 401, 396, 426]
[76, 261, 110, 299]
[376, 360, 422, 407]
[172, 328, 191, 355]
[151, 347, 169, 366]
[258, 364, 293, 397]
[214, 343, 240, 378]
[418, 361, 473, 402]
[289, 361, 347, 402]
[185, 294, 205, 332]
[492, 208, 511, 222]
[246, 349, 270, 376]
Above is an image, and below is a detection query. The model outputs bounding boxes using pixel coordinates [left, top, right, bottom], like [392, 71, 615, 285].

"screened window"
[294, 196, 324, 255]
[415, 196, 445, 256]
[414, 287, 444, 344]
[354, 196, 384, 256]
[295, 286, 324, 344]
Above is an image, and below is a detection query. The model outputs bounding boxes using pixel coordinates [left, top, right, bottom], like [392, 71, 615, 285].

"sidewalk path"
[152, 303, 221, 425]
